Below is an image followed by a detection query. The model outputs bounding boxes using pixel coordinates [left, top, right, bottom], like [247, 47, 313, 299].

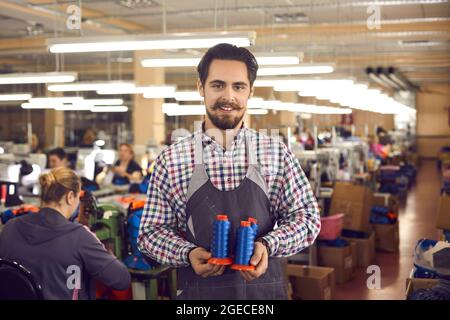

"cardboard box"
[342, 232, 376, 267]
[286, 264, 336, 300]
[330, 182, 373, 233]
[435, 196, 450, 230]
[373, 192, 400, 214]
[317, 242, 356, 284]
[373, 221, 399, 252]
[405, 277, 439, 300]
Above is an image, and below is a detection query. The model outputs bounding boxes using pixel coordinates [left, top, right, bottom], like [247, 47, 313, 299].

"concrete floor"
[334, 160, 443, 300]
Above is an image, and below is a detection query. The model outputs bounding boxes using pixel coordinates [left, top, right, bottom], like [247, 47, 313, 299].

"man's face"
[198, 59, 253, 130]
[48, 155, 65, 169]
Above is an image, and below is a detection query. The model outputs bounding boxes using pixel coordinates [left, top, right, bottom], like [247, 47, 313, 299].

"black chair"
[0, 258, 43, 300]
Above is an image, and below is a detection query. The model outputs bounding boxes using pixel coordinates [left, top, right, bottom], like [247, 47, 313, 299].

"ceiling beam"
[26, 0, 147, 32]
[0, 0, 124, 35]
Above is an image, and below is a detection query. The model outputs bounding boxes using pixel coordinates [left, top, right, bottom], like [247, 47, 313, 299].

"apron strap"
[245, 131, 257, 166]
[245, 131, 270, 199]
[186, 134, 209, 201]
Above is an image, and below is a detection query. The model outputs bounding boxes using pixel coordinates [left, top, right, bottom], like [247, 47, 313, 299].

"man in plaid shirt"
[138, 43, 321, 300]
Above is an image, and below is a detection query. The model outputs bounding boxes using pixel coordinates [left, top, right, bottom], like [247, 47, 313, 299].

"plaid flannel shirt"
[138, 124, 321, 267]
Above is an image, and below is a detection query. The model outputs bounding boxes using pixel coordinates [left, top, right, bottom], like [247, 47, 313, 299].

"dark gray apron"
[177, 132, 287, 300]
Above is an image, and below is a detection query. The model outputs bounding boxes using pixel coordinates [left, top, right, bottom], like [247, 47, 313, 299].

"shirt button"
[227, 178, 232, 183]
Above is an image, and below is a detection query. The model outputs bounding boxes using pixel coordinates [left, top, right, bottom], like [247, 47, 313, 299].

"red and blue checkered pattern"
[137, 124, 321, 266]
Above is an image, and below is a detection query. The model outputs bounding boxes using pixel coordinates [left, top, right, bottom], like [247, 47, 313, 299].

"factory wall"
[416, 84, 450, 158]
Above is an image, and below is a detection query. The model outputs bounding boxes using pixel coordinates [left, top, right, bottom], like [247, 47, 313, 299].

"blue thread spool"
[248, 217, 258, 236]
[208, 215, 233, 265]
[231, 221, 256, 271]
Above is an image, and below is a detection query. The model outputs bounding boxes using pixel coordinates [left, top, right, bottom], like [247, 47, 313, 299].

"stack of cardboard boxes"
[372, 193, 400, 253]
[435, 195, 450, 239]
[286, 180, 404, 299]
[286, 264, 336, 300]
[315, 182, 376, 284]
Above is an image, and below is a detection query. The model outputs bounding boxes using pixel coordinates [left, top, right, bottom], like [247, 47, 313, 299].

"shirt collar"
[199, 121, 247, 152]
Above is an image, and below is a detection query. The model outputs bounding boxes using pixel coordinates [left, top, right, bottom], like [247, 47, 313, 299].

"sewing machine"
[78, 190, 126, 260]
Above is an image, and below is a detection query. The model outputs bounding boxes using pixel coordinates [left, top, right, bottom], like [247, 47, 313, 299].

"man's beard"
[206, 100, 246, 130]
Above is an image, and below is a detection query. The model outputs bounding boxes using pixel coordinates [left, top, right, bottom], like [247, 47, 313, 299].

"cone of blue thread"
[248, 217, 258, 236]
[231, 220, 256, 271]
[208, 214, 233, 265]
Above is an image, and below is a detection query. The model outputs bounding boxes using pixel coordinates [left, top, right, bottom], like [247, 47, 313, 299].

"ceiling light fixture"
[0, 93, 32, 101]
[47, 31, 256, 53]
[0, 72, 77, 85]
[141, 52, 303, 67]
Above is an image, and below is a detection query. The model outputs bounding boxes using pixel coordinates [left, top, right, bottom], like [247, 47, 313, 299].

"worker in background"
[31, 133, 41, 153]
[48, 147, 69, 169]
[111, 143, 143, 185]
[138, 43, 321, 300]
[0, 167, 131, 299]
[80, 129, 97, 148]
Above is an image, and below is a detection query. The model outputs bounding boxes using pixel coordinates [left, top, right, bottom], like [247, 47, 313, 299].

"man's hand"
[239, 241, 269, 281]
[189, 247, 225, 278]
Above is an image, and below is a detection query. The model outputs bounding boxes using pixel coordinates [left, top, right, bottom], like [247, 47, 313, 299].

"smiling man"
[138, 43, 321, 300]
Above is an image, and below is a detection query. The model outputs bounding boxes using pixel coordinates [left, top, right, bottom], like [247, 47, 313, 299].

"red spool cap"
[248, 217, 257, 224]
[231, 264, 256, 271]
[216, 215, 228, 221]
[241, 221, 250, 227]
[208, 257, 233, 265]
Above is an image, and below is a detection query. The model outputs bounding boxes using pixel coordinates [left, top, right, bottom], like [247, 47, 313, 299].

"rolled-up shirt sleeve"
[137, 154, 196, 267]
[261, 144, 321, 257]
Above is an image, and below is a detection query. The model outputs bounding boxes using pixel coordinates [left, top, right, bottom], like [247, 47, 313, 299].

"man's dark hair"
[48, 147, 67, 160]
[197, 43, 258, 87]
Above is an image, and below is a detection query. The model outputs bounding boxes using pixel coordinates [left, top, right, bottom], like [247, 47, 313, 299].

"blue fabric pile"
[409, 279, 450, 300]
[317, 237, 349, 247]
[123, 205, 153, 270]
[370, 206, 397, 224]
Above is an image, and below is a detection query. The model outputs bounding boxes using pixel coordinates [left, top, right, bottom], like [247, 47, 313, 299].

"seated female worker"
[0, 167, 131, 300]
[111, 143, 143, 185]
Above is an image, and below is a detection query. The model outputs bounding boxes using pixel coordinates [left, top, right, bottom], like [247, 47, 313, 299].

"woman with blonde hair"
[0, 167, 130, 300]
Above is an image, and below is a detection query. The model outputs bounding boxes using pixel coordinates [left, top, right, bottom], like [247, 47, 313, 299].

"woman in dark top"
[112, 143, 143, 185]
[0, 167, 131, 300]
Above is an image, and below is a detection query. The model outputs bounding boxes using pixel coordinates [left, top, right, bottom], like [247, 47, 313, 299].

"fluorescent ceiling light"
[254, 79, 352, 88]
[273, 80, 354, 91]
[21, 103, 54, 109]
[141, 52, 302, 68]
[47, 31, 256, 53]
[97, 85, 176, 97]
[255, 52, 302, 65]
[285, 103, 352, 115]
[162, 103, 205, 116]
[295, 81, 416, 115]
[142, 57, 200, 68]
[174, 91, 203, 101]
[83, 99, 124, 105]
[22, 97, 126, 111]
[54, 104, 92, 111]
[0, 93, 32, 101]
[142, 86, 177, 98]
[29, 97, 84, 104]
[258, 65, 334, 76]
[90, 106, 129, 112]
[248, 109, 268, 115]
[0, 72, 77, 85]
[48, 82, 135, 92]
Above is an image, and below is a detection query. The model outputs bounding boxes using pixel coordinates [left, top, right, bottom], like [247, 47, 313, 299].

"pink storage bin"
[318, 213, 345, 240]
